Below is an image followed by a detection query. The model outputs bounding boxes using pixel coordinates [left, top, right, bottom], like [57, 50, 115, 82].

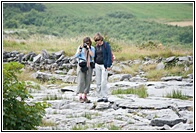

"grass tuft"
[112, 85, 148, 98]
[165, 89, 189, 100]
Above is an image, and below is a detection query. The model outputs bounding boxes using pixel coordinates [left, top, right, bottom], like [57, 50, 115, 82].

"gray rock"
[120, 74, 132, 81]
[33, 54, 42, 63]
[41, 49, 49, 59]
[165, 56, 176, 63]
[156, 62, 165, 70]
[161, 76, 182, 81]
[150, 118, 187, 127]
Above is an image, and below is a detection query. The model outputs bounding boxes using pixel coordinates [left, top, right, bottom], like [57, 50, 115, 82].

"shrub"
[107, 11, 135, 19]
[3, 62, 49, 130]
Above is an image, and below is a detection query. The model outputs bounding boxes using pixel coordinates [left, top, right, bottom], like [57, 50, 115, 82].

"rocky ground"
[3, 50, 194, 131]
[27, 74, 193, 131]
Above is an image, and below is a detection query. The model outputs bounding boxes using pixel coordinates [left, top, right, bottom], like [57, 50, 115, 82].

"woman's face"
[95, 39, 103, 45]
[86, 42, 90, 46]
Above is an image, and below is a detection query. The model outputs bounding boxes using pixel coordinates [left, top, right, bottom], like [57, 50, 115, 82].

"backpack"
[103, 43, 115, 63]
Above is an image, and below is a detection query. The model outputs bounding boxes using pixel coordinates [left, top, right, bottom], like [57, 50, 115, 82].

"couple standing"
[74, 33, 112, 103]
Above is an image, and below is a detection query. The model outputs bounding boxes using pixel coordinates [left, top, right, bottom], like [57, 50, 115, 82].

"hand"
[80, 44, 83, 49]
[79, 45, 83, 52]
[86, 45, 89, 50]
[107, 67, 111, 71]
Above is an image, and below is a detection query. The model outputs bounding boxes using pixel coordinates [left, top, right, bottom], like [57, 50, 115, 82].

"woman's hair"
[94, 32, 104, 41]
[83, 37, 92, 46]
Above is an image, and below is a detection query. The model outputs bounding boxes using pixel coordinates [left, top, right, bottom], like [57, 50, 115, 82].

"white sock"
[79, 93, 82, 98]
[82, 94, 86, 99]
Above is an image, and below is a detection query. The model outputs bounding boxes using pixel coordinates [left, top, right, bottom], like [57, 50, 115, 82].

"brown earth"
[165, 21, 193, 27]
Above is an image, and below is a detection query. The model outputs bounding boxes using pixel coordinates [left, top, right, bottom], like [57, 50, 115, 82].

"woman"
[94, 33, 112, 102]
[75, 37, 95, 103]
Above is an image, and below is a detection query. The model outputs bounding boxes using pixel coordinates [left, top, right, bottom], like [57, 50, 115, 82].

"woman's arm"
[88, 46, 95, 58]
[75, 46, 82, 58]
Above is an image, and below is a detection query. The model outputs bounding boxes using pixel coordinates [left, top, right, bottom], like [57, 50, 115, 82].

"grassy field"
[3, 35, 193, 60]
[44, 3, 193, 22]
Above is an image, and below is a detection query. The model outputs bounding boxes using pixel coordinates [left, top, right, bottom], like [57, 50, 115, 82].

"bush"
[3, 62, 49, 130]
[107, 11, 135, 19]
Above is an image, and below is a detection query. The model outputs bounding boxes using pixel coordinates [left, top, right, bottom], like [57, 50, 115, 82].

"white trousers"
[95, 63, 108, 98]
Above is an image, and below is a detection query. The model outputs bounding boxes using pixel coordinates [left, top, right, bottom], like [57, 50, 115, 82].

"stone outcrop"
[28, 80, 193, 130]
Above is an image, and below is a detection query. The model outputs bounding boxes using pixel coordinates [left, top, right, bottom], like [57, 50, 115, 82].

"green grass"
[92, 123, 105, 128]
[111, 85, 148, 98]
[40, 119, 56, 127]
[44, 3, 193, 22]
[43, 94, 63, 100]
[165, 89, 189, 100]
[71, 124, 89, 130]
[108, 124, 121, 130]
[82, 112, 92, 120]
[3, 3, 193, 46]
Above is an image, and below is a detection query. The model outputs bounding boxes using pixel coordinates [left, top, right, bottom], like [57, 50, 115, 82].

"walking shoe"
[97, 98, 104, 102]
[79, 97, 84, 103]
[103, 98, 108, 103]
[83, 97, 91, 103]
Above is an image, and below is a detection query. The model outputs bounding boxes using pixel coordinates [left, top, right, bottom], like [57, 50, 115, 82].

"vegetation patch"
[108, 123, 121, 130]
[82, 112, 92, 120]
[143, 62, 192, 81]
[165, 89, 189, 100]
[3, 3, 193, 46]
[3, 62, 50, 130]
[111, 85, 148, 98]
[43, 94, 63, 100]
[71, 124, 89, 130]
[40, 119, 57, 127]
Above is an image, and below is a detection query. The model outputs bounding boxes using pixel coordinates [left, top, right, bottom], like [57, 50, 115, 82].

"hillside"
[44, 3, 193, 21]
[3, 2, 193, 46]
